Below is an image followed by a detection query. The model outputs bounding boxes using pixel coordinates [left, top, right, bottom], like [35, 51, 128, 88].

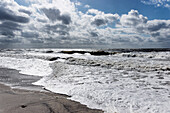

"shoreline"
[0, 68, 103, 113]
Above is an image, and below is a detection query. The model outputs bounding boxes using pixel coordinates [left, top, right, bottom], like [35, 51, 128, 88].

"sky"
[0, 0, 169, 48]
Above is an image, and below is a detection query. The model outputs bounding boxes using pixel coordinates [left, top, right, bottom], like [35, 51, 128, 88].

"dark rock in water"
[60, 51, 86, 54]
[90, 51, 117, 56]
[156, 75, 164, 79]
[152, 87, 164, 89]
[89, 51, 110, 56]
[60, 50, 116, 56]
[45, 50, 54, 53]
[118, 98, 122, 100]
[21, 105, 27, 108]
[94, 63, 101, 66]
[48, 57, 60, 61]
[161, 67, 170, 71]
[158, 76, 164, 79]
[131, 54, 136, 57]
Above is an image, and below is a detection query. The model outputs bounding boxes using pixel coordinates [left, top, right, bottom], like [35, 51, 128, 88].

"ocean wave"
[0, 49, 170, 113]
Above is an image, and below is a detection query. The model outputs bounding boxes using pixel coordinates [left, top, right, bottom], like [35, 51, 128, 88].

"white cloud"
[84, 4, 90, 8]
[119, 10, 170, 44]
[87, 9, 104, 15]
[141, 0, 170, 8]
[143, 20, 170, 40]
[120, 9, 148, 27]
[86, 9, 120, 26]
[164, 3, 170, 8]
[75, 1, 81, 6]
[91, 13, 120, 26]
[0, 0, 169, 48]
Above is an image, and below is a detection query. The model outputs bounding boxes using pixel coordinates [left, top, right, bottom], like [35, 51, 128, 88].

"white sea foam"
[0, 49, 170, 113]
[0, 57, 52, 76]
[35, 56, 170, 113]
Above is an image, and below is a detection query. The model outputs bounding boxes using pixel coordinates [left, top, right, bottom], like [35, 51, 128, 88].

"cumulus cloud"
[120, 9, 147, 27]
[91, 18, 107, 26]
[119, 10, 170, 45]
[88, 9, 120, 26]
[0, 0, 169, 48]
[91, 14, 119, 26]
[41, 8, 71, 24]
[147, 20, 170, 32]
[87, 9, 104, 15]
[143, 20, 170, 40]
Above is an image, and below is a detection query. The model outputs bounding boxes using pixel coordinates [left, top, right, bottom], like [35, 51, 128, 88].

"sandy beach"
[0, 68, 103, 113]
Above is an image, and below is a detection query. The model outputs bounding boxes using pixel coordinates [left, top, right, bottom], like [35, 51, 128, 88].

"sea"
[0, 48, 170, 113]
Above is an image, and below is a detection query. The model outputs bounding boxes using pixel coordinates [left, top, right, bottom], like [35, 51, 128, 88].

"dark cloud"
[147, 21, 170, 32]
[0, 38, 21, 43]
[0, 7, 29, 23]
[91, 18, 107, 26]
[0, 21, 21, 30]
[91, 13, 119, 26]
[44, 24, 70, 35]
[90, 32, 98, 37]
[0, 31, 14, 37]
[41, 8, 71, 24]
[0, 21, 21, 37]
[37, 18, 47, 23]
[136, 20, 170, 39]
[21, 32, 39, 38]
[18, 9, 32, 15]
[41, 8, 60, 22]
[151, 32, 160, 37]
[59, 14, 72, 25]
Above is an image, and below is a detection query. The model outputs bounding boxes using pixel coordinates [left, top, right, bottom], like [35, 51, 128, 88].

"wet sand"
[0, 68, 103, 113]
